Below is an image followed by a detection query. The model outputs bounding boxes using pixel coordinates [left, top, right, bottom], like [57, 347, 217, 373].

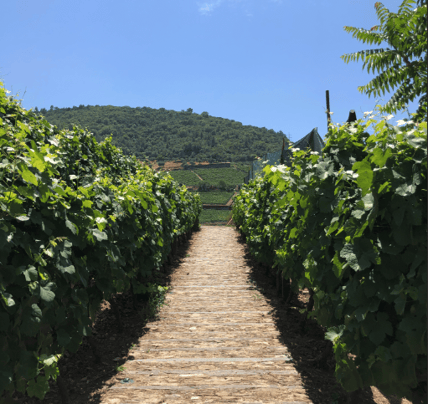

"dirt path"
[191, 170, 204, 181]
[99, 226, 311, 403]
[95, 227, 410, 404]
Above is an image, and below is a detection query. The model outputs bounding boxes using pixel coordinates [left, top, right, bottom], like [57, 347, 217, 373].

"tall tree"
[341, 0, 427, 122]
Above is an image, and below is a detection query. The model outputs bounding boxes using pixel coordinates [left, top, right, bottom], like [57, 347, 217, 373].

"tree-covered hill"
[35, 105, 289, 163]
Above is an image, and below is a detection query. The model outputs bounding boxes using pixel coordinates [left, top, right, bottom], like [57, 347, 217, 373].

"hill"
[35, 105, 288, 163]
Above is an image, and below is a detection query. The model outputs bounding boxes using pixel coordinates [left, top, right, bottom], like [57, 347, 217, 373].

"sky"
[2, 0, 424, 144]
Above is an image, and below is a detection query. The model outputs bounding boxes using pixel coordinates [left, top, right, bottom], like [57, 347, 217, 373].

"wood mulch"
[8, 227, 411, 404]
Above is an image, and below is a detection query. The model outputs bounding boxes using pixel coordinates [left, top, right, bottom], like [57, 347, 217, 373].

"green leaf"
[394, 293, 407, 315]
[18, 163, 38, 186]
[38, 183, 51, 203]
[82, 199, 93, 208]
[30, 152, 46, 173]
[340, 244, 360, 271]
[370, 147, 392, 167]
[332, 251, 344, 279]
[374, 346, 392, 363]
[27, 375, 49, 399]
[17, 185, 36, 201]
[40, 283, 56, 303]
[1, 292, 15, 307]
[352, 159, 373, 195]
[16, 350, 38, 380]
[92, 229, 108, 241]
[65, 219, 78, 235]
[368, 312, 393, 345]
[56, 328, 72, 347]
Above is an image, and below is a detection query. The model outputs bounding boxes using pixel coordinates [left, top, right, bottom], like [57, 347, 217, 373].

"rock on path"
[100, 226, 313, 404]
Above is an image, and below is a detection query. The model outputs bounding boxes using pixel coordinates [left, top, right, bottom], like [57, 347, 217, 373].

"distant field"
[193, 191, 234, 204]
[168, 170, 202, 186]
[199, 210, 232, 223]
[168, 166, 247, 189]
[193, 167, 247, 187]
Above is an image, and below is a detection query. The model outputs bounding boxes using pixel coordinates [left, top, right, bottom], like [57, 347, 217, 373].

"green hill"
[35, 105, 288, 163]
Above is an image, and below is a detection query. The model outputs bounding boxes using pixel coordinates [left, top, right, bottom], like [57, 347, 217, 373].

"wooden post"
[326, 90, 331, 131]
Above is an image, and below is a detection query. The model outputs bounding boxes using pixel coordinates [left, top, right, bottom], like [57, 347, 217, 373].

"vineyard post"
[326, 90, 331, 131]
[346, 109, 357, 123]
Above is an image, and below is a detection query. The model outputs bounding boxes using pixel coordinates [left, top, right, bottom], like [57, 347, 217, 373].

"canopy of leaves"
[341, 0, 427, 123]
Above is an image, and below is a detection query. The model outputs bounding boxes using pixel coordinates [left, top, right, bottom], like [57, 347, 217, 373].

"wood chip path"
[100, 226, 313, 404]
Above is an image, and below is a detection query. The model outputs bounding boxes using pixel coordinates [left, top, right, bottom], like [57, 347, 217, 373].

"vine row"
[232, 110, 427, 403]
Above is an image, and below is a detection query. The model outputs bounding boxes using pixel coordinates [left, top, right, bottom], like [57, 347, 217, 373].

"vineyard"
[1, 92, 427, 403]
[194, 191, 235, 204]
[193, 167, 247, 189]
[232, 111, 427, 403]
[167, 166, 245, 223]
[198, 209, 232, 223]
[168, 170, 202, 186]
[0, 83, 202, 401]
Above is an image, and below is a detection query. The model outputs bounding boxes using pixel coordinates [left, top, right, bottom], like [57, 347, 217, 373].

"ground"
[8, 227, 412, 404]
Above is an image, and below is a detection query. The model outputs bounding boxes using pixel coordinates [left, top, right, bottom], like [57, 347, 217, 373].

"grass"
[199, 209, 232, 223]
[192, 191, 234, 204]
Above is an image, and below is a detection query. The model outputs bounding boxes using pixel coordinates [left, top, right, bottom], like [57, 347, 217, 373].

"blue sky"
[2, 0, 423, 143]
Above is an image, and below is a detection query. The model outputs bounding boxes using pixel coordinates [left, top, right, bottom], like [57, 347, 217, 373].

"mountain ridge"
[35, 105, 289, 163]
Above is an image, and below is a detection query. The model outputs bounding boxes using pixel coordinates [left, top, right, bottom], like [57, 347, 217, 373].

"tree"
[341, 0, 427, 122]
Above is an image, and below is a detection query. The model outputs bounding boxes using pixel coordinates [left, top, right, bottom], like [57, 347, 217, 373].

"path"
[100, 226, 312, 403]
[191, 170, 204, 181]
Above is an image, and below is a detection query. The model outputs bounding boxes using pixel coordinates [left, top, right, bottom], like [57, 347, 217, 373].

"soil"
[9, 227, 412, 404]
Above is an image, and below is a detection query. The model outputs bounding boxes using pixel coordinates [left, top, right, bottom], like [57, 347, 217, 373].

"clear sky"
[2, 0, 423, 143]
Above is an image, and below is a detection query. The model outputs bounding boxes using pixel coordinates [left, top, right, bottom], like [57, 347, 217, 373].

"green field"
[199, 209, 232, 223]
[168, 170, 202, 186]
[193, 191, 234, 204]
[194, 167, 247, 188]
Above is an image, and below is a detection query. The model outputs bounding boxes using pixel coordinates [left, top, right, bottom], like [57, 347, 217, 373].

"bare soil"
[10, 227, 411, 404]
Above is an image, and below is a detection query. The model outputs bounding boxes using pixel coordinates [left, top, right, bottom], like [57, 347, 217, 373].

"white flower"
[345, 170, 353, 175]
[291, 148, 299, 152]
[385, 114, 394, 121]
[5, 90, 11, 94]
[396, 119, 414, 126]
[363, 111, 373, 117]
[310, 151, 319, 155]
